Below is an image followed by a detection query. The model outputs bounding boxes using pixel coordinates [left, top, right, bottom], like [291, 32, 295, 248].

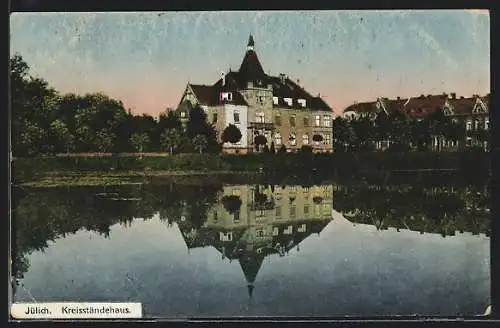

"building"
[177, 35, 334, 153]
[341, 92, 490, 151]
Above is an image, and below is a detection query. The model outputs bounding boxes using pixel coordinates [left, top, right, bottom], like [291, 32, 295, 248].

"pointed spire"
[247, 34, 255, 50]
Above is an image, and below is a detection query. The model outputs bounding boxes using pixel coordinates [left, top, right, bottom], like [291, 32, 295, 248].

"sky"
[10, 10, 490, 116]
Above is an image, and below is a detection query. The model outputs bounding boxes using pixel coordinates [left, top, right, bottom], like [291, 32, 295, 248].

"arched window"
[302, 134, 309, 145]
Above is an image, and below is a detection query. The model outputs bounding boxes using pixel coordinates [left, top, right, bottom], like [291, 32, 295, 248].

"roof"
[402, 95, 448, 118]
[188, 83, 248, 107]
[183, 36, 332, 112]
[447, 97, 476, 115]
[343, 101, 377, 114]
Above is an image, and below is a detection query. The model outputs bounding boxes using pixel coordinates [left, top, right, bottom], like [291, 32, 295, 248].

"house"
[177, 35, 334, 153]
[445, 94, 490, 151]
[341, 92, 490, 152]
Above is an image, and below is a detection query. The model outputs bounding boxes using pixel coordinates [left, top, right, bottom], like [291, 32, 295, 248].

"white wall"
[224, 104, 248, 148]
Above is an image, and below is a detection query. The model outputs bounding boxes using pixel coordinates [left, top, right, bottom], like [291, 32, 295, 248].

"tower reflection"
[175, 184, 333, 297]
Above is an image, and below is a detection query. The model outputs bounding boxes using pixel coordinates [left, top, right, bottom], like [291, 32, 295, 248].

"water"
[11, 179, 490, 318]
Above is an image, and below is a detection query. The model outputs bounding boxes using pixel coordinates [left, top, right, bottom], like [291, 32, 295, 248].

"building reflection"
[175, 184, 333, 297]
[332, 183, 490, 237]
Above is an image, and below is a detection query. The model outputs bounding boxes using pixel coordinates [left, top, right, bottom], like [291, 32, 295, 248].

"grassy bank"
[12, 151, 490, 187]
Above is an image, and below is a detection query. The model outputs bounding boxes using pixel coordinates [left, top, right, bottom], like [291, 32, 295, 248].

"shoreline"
[12, 170, 261, 188]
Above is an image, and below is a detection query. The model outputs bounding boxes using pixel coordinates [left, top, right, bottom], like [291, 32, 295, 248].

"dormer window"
[273, 96, 279, 105]
[284, 98, 293, 107]
[298, 99, 306, 108]
[220, 92, 232, 102]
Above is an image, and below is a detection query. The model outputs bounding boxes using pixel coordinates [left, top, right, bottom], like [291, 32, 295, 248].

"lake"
[11, 178, 490, 318]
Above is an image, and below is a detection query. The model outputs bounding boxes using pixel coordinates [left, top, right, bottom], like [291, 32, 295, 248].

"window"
[212, 113, 218, 123]
[275, 114, 281, 125]
[315, 115, 321, 127]
[256, 229, 265, 238]
[303, 117, 309, 126]
[325, 134, 331, 145]
[485, 119, 489, 130]
[234, 112, 240, 124]
[180, 111, 186, 118]
[289, 132, 296, 146]
[290, 115, 296, 127]
[474, 120, 480, 130]
[258, 96, 265, 105]
[466, 137, 472, 147]
[466, 120, 472, 130]
[290, 206, 296, 217]
[323, 203, 330, 215]
[275, 133, 282, 145]
[220, 92, 232, 101]
[273, 227, 279, 236]
[304, 205, 309, 215]
[256, 112, 265, 123]
[284, 97, 293, 107]
[234, 210, 240, 223]
[323, 115, 331, 127]
[302, 134, 309, 145]
[213, 211, 218, 221]
[298, 99, 306, 108]
[273, 96, 279, 105]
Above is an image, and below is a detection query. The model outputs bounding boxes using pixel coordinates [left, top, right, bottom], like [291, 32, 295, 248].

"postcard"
[9, 10, 490, 320]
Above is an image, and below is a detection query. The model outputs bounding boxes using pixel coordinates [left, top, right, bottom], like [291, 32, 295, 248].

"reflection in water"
[10, 179, 490, 316]
[176, 184, 333, 298]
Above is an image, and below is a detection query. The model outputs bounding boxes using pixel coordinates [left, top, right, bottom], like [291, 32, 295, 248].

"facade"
[342, 93, 490, 151]
[177, 35, 334, 153]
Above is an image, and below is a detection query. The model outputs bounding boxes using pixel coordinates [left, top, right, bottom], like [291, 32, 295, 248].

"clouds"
[10, 11, 490, 116]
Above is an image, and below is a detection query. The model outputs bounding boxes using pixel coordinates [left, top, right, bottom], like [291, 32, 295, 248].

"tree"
[254, 134, 267, 151]
[186, 105, 219, 153]
[49, 119, 74, 155]
[94, 129, 115, 153]
[193, 134, 208, 154]
[160, 128, 182, 155]
[333, 117, 353, 152]
[130, 132, 150, 156]
[221, 124, 242, 144]
[222, 195, 242, 215]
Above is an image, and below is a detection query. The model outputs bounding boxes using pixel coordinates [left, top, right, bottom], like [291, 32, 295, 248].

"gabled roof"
[188, 83, 248, 107]
[403, 95, 448, 118]
[448, 97, 476, 115]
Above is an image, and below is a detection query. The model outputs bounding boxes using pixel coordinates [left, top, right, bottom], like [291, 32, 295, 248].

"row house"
[342, 92, 490, 151]
[177, 35, 334, 154]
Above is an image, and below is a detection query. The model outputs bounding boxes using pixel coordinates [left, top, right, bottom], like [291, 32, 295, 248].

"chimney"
[221, 71, 225, 87]
[451, 93, 456, 99]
